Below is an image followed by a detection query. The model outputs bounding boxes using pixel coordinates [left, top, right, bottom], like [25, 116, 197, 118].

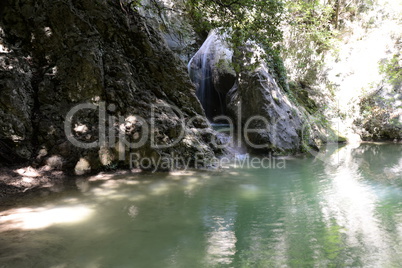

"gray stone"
[189, 32, 317, 154]
[188, 30, 236, 96]
[0, 0, 219, 171]
[227, 60, 306, 154]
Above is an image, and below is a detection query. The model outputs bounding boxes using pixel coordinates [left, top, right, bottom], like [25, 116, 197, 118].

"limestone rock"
[138, 0, 199, 63]
[189, 31, 316, 154]
[0, 0, 218, 171]
[188, 30, 236, 119]
[188, 30, 236, 95]
[227, 61, 307, 154]
[0, 49, 34, 163]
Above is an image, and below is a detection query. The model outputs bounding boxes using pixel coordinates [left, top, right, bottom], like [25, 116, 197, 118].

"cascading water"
[187, 30, 249, 154]
[188, 31, 226, 121]
[188, 30, 245, 153]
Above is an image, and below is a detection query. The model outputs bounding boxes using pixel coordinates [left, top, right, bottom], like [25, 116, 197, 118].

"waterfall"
[188, 31, 226, 121]
[189, 31, 247, 154]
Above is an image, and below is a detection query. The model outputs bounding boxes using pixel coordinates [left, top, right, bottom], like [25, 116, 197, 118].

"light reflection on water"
[0, 143, 401, 267]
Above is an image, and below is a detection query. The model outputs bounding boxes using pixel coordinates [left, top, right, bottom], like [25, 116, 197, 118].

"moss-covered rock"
[0, 0, 219, 171]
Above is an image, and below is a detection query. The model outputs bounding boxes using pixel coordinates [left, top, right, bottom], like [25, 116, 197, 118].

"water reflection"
[205, 215, 237, 265]
[321, 146, 385, 266]
[319, 143, 402, 267]
[0, 205, 93, 230]
[0, 143, 401, 267]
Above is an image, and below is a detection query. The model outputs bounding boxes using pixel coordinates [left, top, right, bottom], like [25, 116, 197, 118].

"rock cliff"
[0, 0, 218, 172]
[188, 31, 321, 154]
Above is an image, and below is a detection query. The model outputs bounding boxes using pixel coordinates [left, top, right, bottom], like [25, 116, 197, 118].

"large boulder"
[227, 60, 307, 154]
[0, 0, 219, 172]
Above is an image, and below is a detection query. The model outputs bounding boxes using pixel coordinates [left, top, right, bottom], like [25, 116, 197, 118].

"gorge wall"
[0, 0, 219, 173]
[1, 0, 400, 174]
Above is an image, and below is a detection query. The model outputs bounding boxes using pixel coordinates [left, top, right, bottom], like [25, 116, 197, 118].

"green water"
[1, 143, 402, 267]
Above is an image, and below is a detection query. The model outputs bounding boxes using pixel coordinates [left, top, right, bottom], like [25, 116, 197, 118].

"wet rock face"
[227, 62, 306, 154]
[0, 0, 217, 171]
[138, 0, 198, 63]
[188, 31, 236, 120]
[188, 31, 236, 95]
[189, 31, 309, 154]
[0, 50, 34, 162]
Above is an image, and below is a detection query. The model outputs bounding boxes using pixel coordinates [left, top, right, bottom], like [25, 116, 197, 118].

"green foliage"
[283, 0, 377, 86]
[267, 49, 288, 92]
[286, 0, 334, 50]
[186, 0, 284, 50]
[358, 87, 402, 140]
[379, 53, 402, 88]
[282, 0, 336, 86]
[289, 82, 318, 113]
[126, 0, 142, 8]
[185, 0, 288, 89]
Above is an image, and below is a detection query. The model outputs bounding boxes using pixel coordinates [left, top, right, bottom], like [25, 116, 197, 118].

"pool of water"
[1, 143, 402, 267]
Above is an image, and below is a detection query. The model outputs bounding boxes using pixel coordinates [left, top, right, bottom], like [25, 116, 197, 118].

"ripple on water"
[0, 144, 401, 267]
